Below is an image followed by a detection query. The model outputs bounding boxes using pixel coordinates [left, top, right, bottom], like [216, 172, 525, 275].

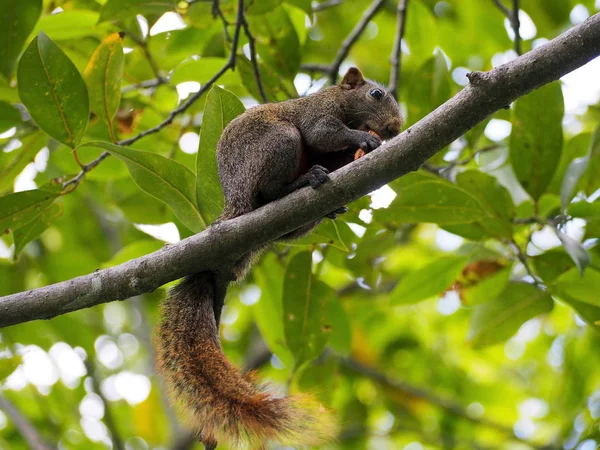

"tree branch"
[303, 0, 387, 84]
[61, 0, 246, 190]
[388, 0, 409, 99]
[312, 0, 343, 12]
[0, 394, 55, 450]
[512, 0, 521, 55]
[240, 16, 268, 103]
[1, 13, 600, 327]
[84, 361, 124, 450]
[121, 78, 167, 94]
[341, 358, 556, 449]
[492, 0, 522, 55]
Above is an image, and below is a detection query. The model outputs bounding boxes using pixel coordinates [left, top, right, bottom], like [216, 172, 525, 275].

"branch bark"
[1, 14, 600, 328]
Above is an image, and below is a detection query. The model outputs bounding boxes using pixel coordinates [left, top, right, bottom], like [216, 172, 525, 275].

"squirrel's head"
[339, 67, 403, 141]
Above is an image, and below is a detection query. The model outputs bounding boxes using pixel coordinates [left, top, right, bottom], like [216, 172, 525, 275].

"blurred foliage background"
[1, 0, 600, 449]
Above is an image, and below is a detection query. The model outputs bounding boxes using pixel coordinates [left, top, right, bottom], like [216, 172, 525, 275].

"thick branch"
[1, 14, 600, 327]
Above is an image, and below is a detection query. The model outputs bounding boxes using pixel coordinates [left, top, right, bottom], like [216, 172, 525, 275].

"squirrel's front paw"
[307, 165, 330, 188]
[357, 131, 382, 151]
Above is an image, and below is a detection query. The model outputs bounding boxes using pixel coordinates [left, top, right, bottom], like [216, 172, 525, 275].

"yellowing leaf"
[84, 33, 125, 139]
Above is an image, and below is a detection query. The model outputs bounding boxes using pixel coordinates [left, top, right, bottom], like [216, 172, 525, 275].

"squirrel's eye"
[369, 89, 384, 100]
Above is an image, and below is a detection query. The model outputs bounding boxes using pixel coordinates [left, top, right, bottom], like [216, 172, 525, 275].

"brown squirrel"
[156, 67, 402, 449]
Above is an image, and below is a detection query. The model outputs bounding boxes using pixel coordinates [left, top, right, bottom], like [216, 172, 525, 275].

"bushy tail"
[156, 272, 336, 448]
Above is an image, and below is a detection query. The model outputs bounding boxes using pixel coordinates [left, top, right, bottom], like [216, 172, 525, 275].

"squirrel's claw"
[326, 206, 348, 219]
[307, 165, 330, 188]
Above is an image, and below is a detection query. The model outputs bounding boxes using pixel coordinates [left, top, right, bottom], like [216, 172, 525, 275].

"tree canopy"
[1, 1, 600, 449]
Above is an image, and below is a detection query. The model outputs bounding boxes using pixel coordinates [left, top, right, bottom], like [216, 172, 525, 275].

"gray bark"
[1, 13, 600, 328]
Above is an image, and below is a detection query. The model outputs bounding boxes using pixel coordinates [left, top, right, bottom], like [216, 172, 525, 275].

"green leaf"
[455, 170, 514, 238]
[583, 124, 600, 196]
[102, 240, 163, 267]
[0, 101, 21, 132]
[556, 230, 590, 275]
[246, 6, 300, 80]
[469, 282, 553, 348]
[532, 249, 576, 283]
[33, 10, 100, 40]
[510, 82, 564, 200]
[291, 219, 356, 252]
[391, 254, 469, 305]
[238, 57, 298, 102]
[406, 52, 451, 126]
[99, 0, 177, 22]
[247, 0, 283, 15]
[325, 298, 352, 355]
[0, 189, 59, 235]
[569, 200, 600, 219]
[0, 356, 21, 381]
[548, 132, 589, 195]
[553, 267, 600, 307]
[0, 133, 47, 194]
[462, 267, 512, 306]
[558, 295, 600, 328]
[196, 86, 245, 223]
[0, 0, 42, 79]
[17, 32, 89, 148]
[253, 254, 293, 366]
[283, 251, 334, 367]
[13, 202, 62, 257]
[83, 33, 125, 134]
[170, 58, 241, 86]
[403, 2, 437, 66]
[285, 0, 312, 14]
[86, 141, 207, 232]
[379, 173, 487, 225]
[560, 155, 589, 211]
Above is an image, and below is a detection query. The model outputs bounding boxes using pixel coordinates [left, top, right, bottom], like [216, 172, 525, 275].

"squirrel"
[156, 67, 402, 449]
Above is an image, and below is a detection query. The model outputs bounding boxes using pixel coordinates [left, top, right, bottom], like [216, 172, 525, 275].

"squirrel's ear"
[340, 67, 366, 89]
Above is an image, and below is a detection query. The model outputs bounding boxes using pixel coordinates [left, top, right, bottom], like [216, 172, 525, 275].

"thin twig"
[84, 361, 125, 450]
[491, 0, 511, 17]
[509, 239, 545, 289]
[302, 0, 386, 84]
[512, 0, 521, 55]
[129, 34, 166, 84]
[301, 63, 331, 73]
[0, 395, 55, 450]
[120, 3, 244, 148]
[62, 0, 246, 190]
[312, 0, 343, 12]
[121, 78, 167, 94]
[241, 17, 268, 103]
[427, 143, 499, 174]
[211, 0, 231, 41]
[388, 0, 409, 99]
[491, 0, 522, 55]
[62, 152, 110, 190]
[328, 0, 386, 84]
[341, 358, 557, 450]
